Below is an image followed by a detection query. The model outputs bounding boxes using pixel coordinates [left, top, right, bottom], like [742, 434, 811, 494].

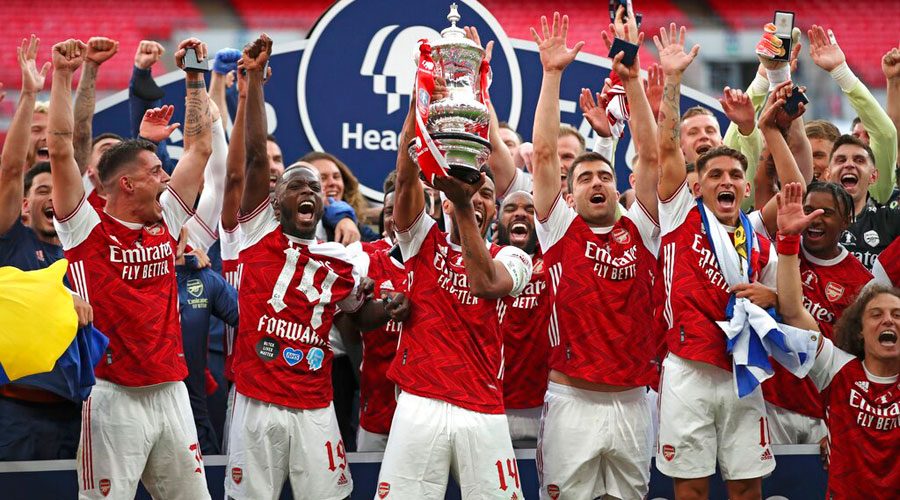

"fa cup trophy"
[408, 3, 492, 185]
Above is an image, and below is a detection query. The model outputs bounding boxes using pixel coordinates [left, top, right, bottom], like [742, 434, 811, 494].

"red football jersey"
[873, 235, 900, 287]
[390, 210, 532, 414]
[764, 248, 872, 418]
[358, 241, 404, 434]
[536, 193, 661, 386]
[498, 251, 550, 409]
[54, 188, 193, 386]
[811, 339, 900, 499]
[232, 200, 363, 409]
[220, 225, 244, 382]
[659, 183, 777, 371]
[361, 237, 392, 254]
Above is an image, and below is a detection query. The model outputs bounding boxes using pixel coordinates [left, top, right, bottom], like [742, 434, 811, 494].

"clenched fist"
[52, 39, 88, 73]
[174, 38, 207, 70]
[242, 33, 273, 72]
[86, 37, 119, 65]
[134, 40, 165, 70]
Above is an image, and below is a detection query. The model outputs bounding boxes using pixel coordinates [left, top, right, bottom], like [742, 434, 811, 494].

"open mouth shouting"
[716, 191, 736, 211]
[695, 144, 712, 156]
[42, 206, 54, 223]
[803, 226, 826, 242]
[36, 147, 49, 160]
[589, 192, 607, 206]
[840, 172, 859, 191]
[474, 209, 485, 228]
[878, 329, 898, 348]
[297, 200, 316, 223]
[508, 220, 531, 244]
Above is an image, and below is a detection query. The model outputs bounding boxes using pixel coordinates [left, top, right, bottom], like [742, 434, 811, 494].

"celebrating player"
[374, 66, 533, 498]
[530, 10, 661, 499]
[225, 34, 395, 500]
[775, 182, 900, 499]
[49, 37, 214, 499]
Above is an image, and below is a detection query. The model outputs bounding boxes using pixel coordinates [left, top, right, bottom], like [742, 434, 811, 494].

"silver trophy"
[408, 3, 492, 184]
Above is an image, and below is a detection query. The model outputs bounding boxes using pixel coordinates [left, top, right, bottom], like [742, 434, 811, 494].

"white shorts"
[646, 389, 660, 447]
[357, 426, 389, 452]
[656, 353, 776, 481]
[222, 384, 236, 455]
[77, 379, 210, 500]
[765, 403, 827, 445]
[376, 391, 523, 500]
[506, 406, 541, 443]
[225, 393, 352, 500]
[537, 382, 652, 500]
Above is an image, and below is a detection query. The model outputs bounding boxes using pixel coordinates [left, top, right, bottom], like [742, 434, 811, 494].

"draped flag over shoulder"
[696, 200, 819, 397]
[0, 260, 108, 400]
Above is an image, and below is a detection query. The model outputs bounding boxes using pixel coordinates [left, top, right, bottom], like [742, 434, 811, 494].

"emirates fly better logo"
[297, 0, 522, 199]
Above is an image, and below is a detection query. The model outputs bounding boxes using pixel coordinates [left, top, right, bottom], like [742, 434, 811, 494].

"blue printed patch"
[306, 348, 324, 371]
[283, 348, 303, 367]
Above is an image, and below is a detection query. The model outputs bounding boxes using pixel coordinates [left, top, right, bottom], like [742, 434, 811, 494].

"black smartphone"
[772, 11, 794, 62]
[783, 86, 808, 115]
[608, 38, 639, 67]
[608, 0, 642, 28]
[183, 47, 209, 73]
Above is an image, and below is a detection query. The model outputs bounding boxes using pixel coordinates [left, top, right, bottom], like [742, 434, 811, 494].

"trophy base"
[407, 132, 491, 185]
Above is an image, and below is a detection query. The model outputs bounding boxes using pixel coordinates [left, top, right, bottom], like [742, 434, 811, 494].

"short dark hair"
[383, 169, 397, 194]
[24, 161, 52, 195]
[695, 146, 748, 175]
[481, 165, 495, 184]
[498, 121, 522, 143]
[850, 116, 862, 130]
[96, 139, 157, 186]
[92, 132, 123, 147]
[830, 134, 876, 166]
[567, 151, 612, 194]
[805, 181, 854, 223]
[686, 162, 696, 174]
[805, 120, 840, 142]
[266, 134, 278, 144]
[835, 285, 900, 360]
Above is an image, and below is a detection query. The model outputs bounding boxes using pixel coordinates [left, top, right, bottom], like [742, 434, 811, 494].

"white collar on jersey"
[285, 234, 317, 246]
[444, 233, 490, 253]
[589, 225, 614, 235]
[104, 210, 144, 230]
[862, 361, 899, 384]
[801, 245, 848, 267]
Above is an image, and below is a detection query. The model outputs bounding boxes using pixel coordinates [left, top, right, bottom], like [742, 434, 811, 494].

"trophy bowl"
[409, 3, 493, 184]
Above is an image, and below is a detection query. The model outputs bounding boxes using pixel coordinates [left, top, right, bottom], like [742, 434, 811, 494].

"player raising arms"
[49, 37, 213, 499]
[775, 182, 900, 500]
[530, 9, 662, 500]
[225, 35, 397, 500]
[374, 60, 533, 499]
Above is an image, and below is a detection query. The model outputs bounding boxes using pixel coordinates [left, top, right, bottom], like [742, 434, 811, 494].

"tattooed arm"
[654, 24, 700, 200]
[73, 37, 118, 174]
[167, 38, 213, 207]
[48, 39, 88, 218]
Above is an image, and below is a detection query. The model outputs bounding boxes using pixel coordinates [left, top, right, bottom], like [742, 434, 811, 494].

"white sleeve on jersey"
[184, 118, 228, 252]
[160, 185, 196, 239]
[396, 208, 436, 261]
[219, 223, 244, 262]
[494, 245, 533, 297]
[658, 179, 693, 236]
[757, 241, 779, 288]
[498, 168, 534, 201]
[624, 199, 661, 257]
[237, 198, 279, 251]
[809, 336, 856, 392]
[747, 209, 774, 241]
[536, 192, 577, 253]
[872, 258, 893, 287]
[81, 171, 95, 197]
[53, 195, 101, 250]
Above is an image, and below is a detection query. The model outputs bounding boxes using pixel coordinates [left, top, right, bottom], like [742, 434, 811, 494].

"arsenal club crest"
[663, 444, 676, 461]
[532, 257, 544, 274]
[612, 227, 631, 245]
[145, 223, 164, 236]
[99, 479, 111, 497]
[232, 467, 243, 484]
[547, 484, 560, 499]
[378, 481, 391, 498]
[825, 281, 844, 302]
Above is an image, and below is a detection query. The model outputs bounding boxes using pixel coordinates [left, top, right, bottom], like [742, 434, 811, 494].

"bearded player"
[775, 182, 900, 500]
[374, 73, 533, 498]
[530, 11, 662, 499]
[225, 35, 396, 500]
[49, 37, 214, 499]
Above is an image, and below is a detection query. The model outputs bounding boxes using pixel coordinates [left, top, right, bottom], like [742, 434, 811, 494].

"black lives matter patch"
[256, 338, 281, 362]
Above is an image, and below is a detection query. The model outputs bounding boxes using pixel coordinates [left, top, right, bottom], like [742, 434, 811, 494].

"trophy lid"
[436, 3, 478, 49]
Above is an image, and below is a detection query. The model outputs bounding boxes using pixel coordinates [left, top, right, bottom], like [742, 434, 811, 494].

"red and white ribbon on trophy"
[413, 40, 450, 184]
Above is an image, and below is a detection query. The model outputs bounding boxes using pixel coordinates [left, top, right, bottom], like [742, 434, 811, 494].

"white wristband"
[765, 66, 791, 90]
[593, 135, 615, 162]
[749, 73, 770, 97]
[829, 62, 859, 93]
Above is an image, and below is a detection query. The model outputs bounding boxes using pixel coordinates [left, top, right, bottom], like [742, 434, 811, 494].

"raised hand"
[643, 63, 663, 119]
[611, 4, 639, 44]
[213, 47, 242, 75]
[134, 40, 164, 70]
[579, 85, 611, 138]
[883, 45, 900, 81]
[653, 23, 700, 76]
[530, 12, 585, 73]
[464, 26, 494, 64]
[432, 172, 486, 206]
[242, 33, 272, 72]
[52, 39, 88, 73]
[86, 37, 119, 65]
[808, 25, 846, 72]
[601, 23, 644, 81]
[777, 182, 822, 236]
[236, 59, 248, 97]
[174, 37, 208, 70]
[719, 86, 755, 135]
[140, 105, 180, 143]
[758, 81, 801, 132]
[18, 35, 50, 94]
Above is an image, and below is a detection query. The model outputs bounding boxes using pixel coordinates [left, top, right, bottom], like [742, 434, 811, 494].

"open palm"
[654, 23, 699, 76]
[531, 12, 585, 72]
[777, 183, 821, 236]
[18, 35, 49, 94]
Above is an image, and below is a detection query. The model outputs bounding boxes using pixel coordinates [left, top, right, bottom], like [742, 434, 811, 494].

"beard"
[497, 223, 538, 255]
